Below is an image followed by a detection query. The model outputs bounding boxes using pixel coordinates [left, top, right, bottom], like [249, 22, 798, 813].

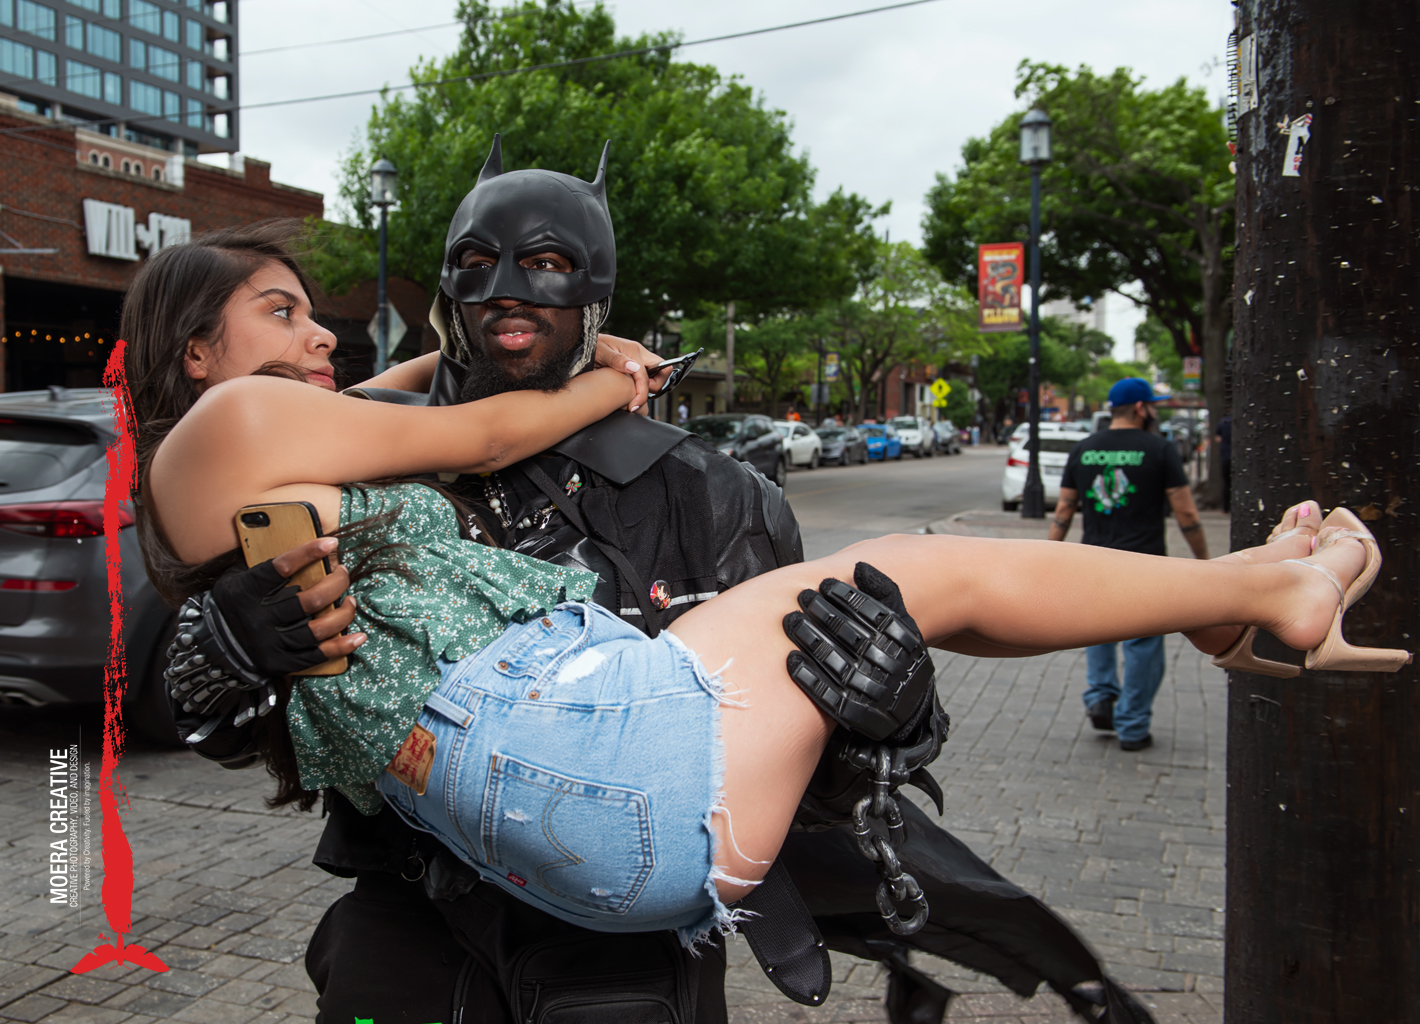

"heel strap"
[1268, 526, 1317, 544]
[1282, 558, 1346, 600]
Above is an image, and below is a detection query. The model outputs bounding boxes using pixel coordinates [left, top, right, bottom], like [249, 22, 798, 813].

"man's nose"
[488, 295, 521, 308]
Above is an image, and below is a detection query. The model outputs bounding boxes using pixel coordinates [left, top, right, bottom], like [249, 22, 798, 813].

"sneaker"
[1119, 734, 1153, 752]
[1086, 698, 1115, 731]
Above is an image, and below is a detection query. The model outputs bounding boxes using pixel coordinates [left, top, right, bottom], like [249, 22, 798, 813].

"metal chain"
[849, 745, 929, 935]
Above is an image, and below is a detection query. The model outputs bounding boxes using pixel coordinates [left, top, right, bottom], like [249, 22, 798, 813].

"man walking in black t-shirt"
[1050, 378, 1209, 751]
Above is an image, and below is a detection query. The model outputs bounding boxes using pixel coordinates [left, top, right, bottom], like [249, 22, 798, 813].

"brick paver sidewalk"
[1, 512, 1234, 1023]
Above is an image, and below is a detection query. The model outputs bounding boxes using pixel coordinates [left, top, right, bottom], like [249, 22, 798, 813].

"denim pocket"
[479, 754, 654, 915]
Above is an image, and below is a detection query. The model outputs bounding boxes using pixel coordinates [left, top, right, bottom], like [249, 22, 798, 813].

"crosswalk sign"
[930, 379, 951, 400]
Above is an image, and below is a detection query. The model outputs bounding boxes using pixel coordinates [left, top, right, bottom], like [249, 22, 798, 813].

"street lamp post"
[369, 158, 398, 376]
[1018, 109, 1052, 519]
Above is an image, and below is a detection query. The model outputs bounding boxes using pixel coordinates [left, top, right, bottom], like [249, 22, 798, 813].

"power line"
[0, 0, 946, 139]
[241, 1, 599, 56]
[242, 21, 461, 56]
[240, 0, 947, 112]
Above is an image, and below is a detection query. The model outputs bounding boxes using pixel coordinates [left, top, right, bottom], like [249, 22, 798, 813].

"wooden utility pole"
[1228, 2, 1419, 1019]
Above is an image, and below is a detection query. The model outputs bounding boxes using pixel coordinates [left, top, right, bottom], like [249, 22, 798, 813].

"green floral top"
[286, 483, 598, 814]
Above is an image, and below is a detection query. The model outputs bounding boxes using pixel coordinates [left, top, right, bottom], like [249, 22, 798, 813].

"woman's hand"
[594, 335, 666, 414]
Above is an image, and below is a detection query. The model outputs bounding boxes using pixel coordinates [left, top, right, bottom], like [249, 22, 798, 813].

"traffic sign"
[930, 379, 951, 400]
[367, 303, 408, 359]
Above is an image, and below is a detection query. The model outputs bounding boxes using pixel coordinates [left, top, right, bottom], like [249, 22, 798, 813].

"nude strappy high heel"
[1210, 501, 1322, 677]
[1282, 509, 1413, 673]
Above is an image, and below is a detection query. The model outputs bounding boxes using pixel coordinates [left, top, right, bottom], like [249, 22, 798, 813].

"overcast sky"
[233, 0, 1234, 355]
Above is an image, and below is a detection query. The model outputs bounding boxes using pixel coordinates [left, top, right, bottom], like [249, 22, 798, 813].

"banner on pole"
[824, 352, 840, 382]
[1183, 356, 1202, 391]
[977, 243, 1025, 332]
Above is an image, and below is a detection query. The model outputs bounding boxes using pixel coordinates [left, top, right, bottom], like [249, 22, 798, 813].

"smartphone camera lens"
[240, 511, 271, 528]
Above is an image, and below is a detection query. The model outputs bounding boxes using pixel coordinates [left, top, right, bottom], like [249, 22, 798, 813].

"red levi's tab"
[507, 872, 527, 887]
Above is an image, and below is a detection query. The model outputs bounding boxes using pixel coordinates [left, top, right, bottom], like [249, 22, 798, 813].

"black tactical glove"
[167, 559, 326, 741]
[783, 562, 937, 743]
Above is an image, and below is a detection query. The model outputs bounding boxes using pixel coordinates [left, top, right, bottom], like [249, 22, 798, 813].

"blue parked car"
[861, 423, 903, 461]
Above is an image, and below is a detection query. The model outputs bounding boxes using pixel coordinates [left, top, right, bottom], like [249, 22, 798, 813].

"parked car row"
[1000, 421, 1091, 511]
[686, 413, 966, 480]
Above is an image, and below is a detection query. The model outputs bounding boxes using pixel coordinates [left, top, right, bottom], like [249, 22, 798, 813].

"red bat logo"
[72, 934, 168, 974]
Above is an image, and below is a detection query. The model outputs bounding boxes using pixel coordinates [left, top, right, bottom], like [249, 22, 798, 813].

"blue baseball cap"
[1108, 377, 1159, 407]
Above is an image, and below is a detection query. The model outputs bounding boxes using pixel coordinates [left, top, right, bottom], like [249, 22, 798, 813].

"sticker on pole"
[1280, 114, 1312, 177]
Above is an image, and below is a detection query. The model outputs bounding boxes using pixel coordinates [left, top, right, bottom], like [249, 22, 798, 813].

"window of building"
[162, 9, 177, 40]
[36, 47, 53, 83]
[163, 89, 178, 122]
[120, 158, 129, 172]
[100, 152, 110, 167]
[185, 0, 201, 8]
[65, 57, 101, 98]
[129, 78, 161, 115]
[103, 0, 117, 15]
[184, 57, 200, 88]
[210, 73, 227, 99]
[87, 22, 119, 62]
[210, 110, 227, 138]
[127, 0, 158, 36]
[88, 150, 99, 164]
[147, 43, 177, 80]
[15, 0, 56, 41]
[102, 69, 119, 103]
[63, 13, 81, 48]
[207, 34, 227, 61]
[128, 36, 142, 67]
[0, 37, 34, 78]
[70, 0, 100, 11]
[130, 161, 142, 174]
[185, 17, 200, 50]
[185, 95, 200, 127]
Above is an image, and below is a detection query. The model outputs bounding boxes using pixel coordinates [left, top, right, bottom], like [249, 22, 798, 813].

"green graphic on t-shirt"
[1087, 467, 1136, 514]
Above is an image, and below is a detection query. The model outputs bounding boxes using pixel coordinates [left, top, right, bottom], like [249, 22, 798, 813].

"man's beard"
[457, 304, 582, 403]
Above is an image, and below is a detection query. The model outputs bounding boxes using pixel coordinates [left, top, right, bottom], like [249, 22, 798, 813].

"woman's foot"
[1268, 527, 1369, 654]
[1186, 501, 1323, 656]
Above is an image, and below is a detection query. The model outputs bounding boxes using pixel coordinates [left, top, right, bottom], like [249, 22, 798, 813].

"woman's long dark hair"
[121, 221, 418, 812]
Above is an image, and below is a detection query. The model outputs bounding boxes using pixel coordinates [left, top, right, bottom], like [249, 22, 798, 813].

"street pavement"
[1, 449, 1230, 1024]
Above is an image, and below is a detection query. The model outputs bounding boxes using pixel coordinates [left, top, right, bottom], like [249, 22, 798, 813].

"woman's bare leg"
[668, 528, 1368, 903]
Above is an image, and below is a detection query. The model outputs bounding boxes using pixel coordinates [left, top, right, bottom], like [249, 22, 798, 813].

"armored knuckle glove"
[783, 562, 936, 743]
[166, 559, 326, 737]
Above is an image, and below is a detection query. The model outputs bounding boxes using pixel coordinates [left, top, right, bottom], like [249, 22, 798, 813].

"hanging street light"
[1018, 109, 1052, 519]
[369, 158, 398, 376]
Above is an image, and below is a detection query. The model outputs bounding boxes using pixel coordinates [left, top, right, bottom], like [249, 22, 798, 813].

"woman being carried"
[128, 225, 1408, 947]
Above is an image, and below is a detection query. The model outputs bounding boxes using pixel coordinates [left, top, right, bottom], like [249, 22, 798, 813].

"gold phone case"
[235, 502, 347, 676]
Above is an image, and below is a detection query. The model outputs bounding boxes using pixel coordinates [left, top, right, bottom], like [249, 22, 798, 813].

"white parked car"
[1001, 423, 1091, 511]
[889, 415, 933, 457]
[773, 421, 823, 469]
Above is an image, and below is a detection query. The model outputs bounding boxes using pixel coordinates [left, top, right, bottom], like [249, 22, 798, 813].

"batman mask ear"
[476, 134, 503, 187]
[590, 140, 610, 193]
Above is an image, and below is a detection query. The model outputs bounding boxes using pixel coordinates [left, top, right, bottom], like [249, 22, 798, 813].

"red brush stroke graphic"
[73, 340, 167, 975]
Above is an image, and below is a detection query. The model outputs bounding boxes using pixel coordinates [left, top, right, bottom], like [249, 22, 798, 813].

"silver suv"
[0, 388, 175, 743]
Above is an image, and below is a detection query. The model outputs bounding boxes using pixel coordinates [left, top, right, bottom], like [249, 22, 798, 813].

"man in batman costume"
[167, 136, 1153, 1024]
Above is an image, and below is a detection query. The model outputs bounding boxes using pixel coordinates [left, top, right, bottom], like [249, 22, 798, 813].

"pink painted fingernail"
[1299, 506, 1310, 517]
[352, 633, 367, 648]
[626, 361, 641, 372]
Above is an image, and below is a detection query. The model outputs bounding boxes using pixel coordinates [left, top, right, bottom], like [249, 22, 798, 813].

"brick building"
[0, 104, 320, 390]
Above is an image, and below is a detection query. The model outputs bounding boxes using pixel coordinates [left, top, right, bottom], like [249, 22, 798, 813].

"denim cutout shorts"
[376, 603, 731, 942]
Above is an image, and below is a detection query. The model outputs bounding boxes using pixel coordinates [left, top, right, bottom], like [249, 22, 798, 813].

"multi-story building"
[0, 0, 237, 158]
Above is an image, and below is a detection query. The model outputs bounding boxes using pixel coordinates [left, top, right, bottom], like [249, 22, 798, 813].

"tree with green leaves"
[922, 60, 1234, 501]
[821, 241, 978, 423]
[308, 0, 876, 342]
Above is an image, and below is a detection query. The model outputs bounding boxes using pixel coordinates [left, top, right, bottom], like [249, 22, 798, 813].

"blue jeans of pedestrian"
[1082, 636, 1165, 743]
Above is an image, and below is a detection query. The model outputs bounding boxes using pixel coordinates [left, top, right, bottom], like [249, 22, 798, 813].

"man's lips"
[489, 318, 543, 352]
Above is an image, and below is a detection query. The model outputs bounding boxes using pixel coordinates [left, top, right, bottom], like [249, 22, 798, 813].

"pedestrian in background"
[677, 397, 690, 424]
[1049, 378, 1209, 752]
[1215, 415, 1232, 513]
